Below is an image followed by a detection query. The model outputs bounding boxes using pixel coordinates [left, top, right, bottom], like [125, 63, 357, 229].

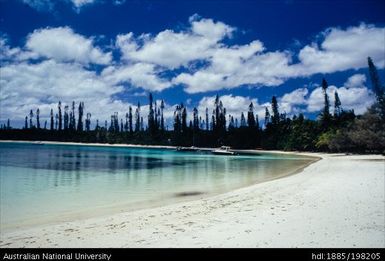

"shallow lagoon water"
[0, 142, 314, 231]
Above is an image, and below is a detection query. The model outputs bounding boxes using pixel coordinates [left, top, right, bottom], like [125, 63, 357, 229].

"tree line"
[1, 57, 384, 153]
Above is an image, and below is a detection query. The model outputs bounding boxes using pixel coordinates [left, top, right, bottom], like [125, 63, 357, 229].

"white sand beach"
[0, 150, 384, 248]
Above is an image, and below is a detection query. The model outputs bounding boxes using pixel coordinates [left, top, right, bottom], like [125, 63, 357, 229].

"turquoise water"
[0, 142, 314, 231]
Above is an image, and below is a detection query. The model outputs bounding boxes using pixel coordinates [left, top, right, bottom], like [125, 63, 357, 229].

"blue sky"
[1, 0, 384, 128]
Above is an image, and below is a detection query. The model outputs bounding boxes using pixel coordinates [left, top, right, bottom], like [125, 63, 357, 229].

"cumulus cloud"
[26, 27, 111, 65]
[306, 74, 375, 114]
[173, 22, 384, 93]
[1, 16, 383, 128]
[197, 95, 268, 124]
[116, 16, 234, 69]
[102, 63, 171, 91]
[0, 59, 125, 124]
[294, 24, 385, 75]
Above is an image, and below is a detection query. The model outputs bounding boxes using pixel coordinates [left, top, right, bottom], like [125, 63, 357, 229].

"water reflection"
[0, 143, 198, 173]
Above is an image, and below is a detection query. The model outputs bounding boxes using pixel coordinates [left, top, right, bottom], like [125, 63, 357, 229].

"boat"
[176, 146, 199, 152]
[212, 146, 238, 155]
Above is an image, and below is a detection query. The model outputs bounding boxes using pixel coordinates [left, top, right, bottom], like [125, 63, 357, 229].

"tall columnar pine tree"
[255, 114, 260, 130]
[58, 101, 62, 131]
[135, 102, 140, 132]
[181, 104, 187, 133]
[271, 96, 279, 125]
[173, 105, 181, 133]
[29, 109, 33, 129]
[368, 57, 385, 120]
[70, 101, 76, 131]
[321, 78, 331, 130]
[77, 102, 84, 131]
[160, 100, 165, 132]
[334, 91, 342, 117]
[50, 109, 54, 130]
[205, 108, 209, 131]
[128, 106, 133, 133]
[86, 113, 91, 131]
[36, 108, 40, 129]
[55, 113, 58, 130]
[240, 112, 247, 127]
[25, 116, 28, 129]
[148, 93, 155, 135]
[64, 105, 69, 130]
[264, 107, 270, 126]
[125, 113, 129, 132]
[193, 107, 199, 131]
[247, 102, 256, 128]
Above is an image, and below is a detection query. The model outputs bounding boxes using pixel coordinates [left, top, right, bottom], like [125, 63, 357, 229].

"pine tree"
[77, 102, 84, 131]
[50, 109, 54, 130]
[29, 109, 34, 129]
[193, 107, 199, 131]
[173, 105, 181, 133]
[271, 96, 279, 125]
[148, 93, 155, 135]
[205, 108, 209, 131]
[321, 78, 331, 130]
[25, 116, 28, 129]
[334, 91, 342, 117]
[368, 57, 384, 100]
[86, 113, 91, 131]
[368, 57, 385, 119]
[135, 102, 140, 132]
[55, 113, 58, 130]
[240, 112, 247, 127]
[36, 108, 40, 129]
[129, 106, 133, 133]
[64, 105, 69, 130]
[181, 105, 187, 133]
[160, 100, 165, 132]
[58, 101, 62, 131]
[125, 113, 129, 132]
[264, 107, 270, 126]
[247, 102, 256, 128]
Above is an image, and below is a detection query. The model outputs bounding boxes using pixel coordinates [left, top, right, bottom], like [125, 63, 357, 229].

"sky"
[0, 0, 384, 129]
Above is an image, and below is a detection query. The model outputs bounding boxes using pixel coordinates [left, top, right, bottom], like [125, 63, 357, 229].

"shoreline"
[0, 140, 319, 233]
[0, 151, 383, 247]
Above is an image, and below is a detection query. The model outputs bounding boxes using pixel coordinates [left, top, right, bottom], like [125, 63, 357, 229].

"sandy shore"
[0, 149, 384, 248]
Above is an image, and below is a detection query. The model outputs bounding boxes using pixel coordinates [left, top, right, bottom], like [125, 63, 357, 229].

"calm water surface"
[0, 142, 315, 231]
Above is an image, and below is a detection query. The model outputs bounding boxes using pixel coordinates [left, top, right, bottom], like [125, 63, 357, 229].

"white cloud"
[197, 95, 268, 124]
[174, 23, 384, 93]
[116, 16, 234, 69]
[0, 59, 125, 123]
[344, 73, 366, 88]
[71, 0, 96, 8]
[279, 88, 309, 114]
[102, 63, 171, 92]
[295, 24, 385, 75]
[26, 27, 111, 65]
[305, 74, 375, 114]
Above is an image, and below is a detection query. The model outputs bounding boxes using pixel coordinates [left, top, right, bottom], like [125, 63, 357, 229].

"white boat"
[176, 146, 199, 152]
[212, 146, 237, 155]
